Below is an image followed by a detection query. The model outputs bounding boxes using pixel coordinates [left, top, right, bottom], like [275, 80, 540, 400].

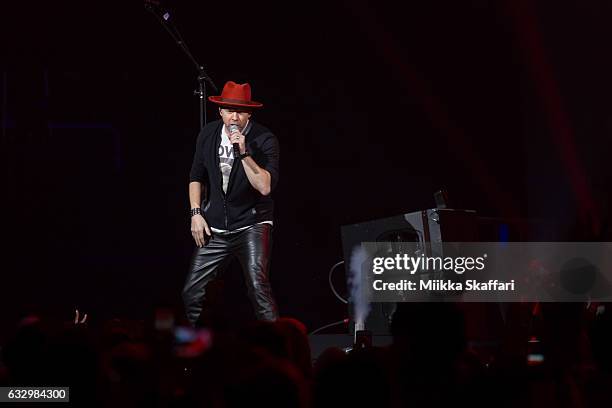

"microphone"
[229, 124, 240, 158]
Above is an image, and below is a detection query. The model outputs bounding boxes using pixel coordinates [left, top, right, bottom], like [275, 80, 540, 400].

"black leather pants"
[182, 223, 278, 325]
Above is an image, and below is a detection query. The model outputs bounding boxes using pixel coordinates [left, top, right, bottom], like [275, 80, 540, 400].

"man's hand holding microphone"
[229, 124, 246, 157]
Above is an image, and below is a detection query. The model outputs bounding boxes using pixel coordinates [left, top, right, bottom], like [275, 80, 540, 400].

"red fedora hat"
[208, 81, 263, 109]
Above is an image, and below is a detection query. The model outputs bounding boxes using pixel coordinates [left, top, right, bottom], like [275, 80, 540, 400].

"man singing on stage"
[183, 81, 279, 325]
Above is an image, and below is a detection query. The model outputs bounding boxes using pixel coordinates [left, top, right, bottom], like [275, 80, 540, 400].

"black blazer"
[189, 119, 279, 230]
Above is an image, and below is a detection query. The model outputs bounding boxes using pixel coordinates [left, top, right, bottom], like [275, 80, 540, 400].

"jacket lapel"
[213, 122, 225, 196]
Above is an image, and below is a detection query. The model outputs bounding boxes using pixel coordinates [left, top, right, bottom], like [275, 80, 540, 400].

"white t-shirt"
[219, 121, 251, 193]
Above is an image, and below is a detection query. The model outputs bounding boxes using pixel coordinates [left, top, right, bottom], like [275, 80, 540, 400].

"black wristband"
[239, 152, 250, 161]
[190, 208, 203, 217]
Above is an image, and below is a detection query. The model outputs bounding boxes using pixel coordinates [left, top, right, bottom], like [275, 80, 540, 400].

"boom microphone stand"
[145, 1, 218, 130]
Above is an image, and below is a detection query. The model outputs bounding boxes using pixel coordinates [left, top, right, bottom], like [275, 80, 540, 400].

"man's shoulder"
[197, 120, 223, 142]
[204, 119, 223, 129]
[250, 121, 276, 140]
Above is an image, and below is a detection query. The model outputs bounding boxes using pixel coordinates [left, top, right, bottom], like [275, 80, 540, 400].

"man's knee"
[182, 283, 197, 306]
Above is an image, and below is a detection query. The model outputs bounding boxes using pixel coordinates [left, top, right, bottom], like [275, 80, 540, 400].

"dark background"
[1, 0, 611, 333]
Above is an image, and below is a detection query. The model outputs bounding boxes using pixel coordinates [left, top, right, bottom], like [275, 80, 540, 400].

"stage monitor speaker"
[340, 208, 477, 335]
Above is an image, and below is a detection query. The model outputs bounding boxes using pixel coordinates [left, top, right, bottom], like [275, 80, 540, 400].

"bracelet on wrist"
[190, 208, 203, 217]
[239, 152, 250, 161]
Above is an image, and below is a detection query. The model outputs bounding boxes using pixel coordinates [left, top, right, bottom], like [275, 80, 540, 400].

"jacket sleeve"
[260, 133, 280, 192]
[189, 129, 208, 183]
